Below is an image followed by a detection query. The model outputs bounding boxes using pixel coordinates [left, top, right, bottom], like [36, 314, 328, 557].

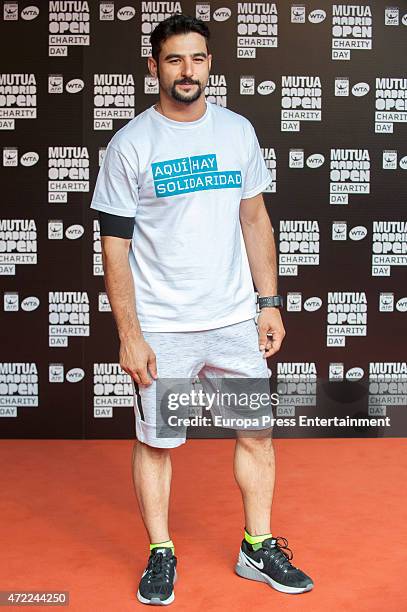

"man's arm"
[101, 235, 157, 385]
[240, 193, 285, 357]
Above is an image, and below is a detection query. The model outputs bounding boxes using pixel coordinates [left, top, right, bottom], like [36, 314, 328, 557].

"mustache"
[174, 78, 200, 86]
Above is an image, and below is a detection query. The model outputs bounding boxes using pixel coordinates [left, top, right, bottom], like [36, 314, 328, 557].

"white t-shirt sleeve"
[90, 143, 139, 217]
[241, 121, 272, 199]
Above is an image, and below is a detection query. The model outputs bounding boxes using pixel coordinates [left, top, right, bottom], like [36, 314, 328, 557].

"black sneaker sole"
[136, 569, 177, 606]
[235, 550, 313, 594]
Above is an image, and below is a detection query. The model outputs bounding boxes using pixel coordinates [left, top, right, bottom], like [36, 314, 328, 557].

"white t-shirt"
[90, 101, 271, 332]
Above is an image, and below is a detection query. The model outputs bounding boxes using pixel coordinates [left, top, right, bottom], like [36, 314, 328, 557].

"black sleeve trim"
[98, 211, 135, 239]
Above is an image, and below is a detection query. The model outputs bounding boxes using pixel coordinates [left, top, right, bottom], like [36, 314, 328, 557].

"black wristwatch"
[258, 295, 284, 309]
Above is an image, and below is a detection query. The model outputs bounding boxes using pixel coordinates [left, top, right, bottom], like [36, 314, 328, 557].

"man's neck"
[155, 97, 207, 122]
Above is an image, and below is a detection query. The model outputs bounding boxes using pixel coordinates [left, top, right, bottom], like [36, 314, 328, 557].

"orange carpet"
[0, 438, 406, 611]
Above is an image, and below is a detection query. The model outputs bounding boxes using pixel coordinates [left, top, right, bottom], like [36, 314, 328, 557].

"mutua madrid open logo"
[375, 78, 407, 134]
[281, 75, 322, 131]
[368, 362, 407, 417]
[278, 220, 319, 276]
[48, 291, 90, 347]
[330, 149, 370, 205]
[372, 221, 407, 276]
[327, 292, 367, 347]
[93, 363, 133, 418]
[0, 73, 37, 130]
[236, 2, 278, 58]
[48, 146, 89, 203]
[275, 362, 317, 417]
[93, 74, 135, 130]
[331, 4, 372, 60]
[0, 362, 38, 417]
[48, 1, 90, 56]
[0, 219, 37, 276]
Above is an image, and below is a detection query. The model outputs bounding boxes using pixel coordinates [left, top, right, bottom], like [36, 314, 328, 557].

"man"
[90, 14, 313, 606]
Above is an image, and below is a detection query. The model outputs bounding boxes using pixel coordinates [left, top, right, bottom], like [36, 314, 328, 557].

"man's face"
[150, 32, 212, 105]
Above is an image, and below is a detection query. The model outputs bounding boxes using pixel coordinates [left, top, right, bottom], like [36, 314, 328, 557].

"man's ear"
[208, 53, 212, 72]
[147, 56, 158, 78]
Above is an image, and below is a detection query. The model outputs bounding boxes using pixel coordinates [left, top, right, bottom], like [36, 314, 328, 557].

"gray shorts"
[132, 317, 273, 448]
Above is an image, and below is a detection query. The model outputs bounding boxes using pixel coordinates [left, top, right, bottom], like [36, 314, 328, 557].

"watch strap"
[258, 295, 284, 309]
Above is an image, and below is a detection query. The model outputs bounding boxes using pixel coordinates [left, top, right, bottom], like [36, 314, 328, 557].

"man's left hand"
[257, 308, 286, 358]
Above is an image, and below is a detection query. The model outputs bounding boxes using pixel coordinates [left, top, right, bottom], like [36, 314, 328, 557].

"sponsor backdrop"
[1, 1, 406, 439]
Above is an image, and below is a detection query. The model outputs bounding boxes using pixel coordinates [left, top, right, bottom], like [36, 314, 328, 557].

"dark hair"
[150, 14, 210, 62]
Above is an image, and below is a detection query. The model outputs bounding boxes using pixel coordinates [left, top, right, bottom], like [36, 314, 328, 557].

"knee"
[134, 439, 172, 456]
[236, 430, 273, 452]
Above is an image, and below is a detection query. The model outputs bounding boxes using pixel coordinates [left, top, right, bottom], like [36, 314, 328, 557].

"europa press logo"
[329, 149, 370, 205]
[0, 362, 39, 416]
[49, 364, 85, 383]
[236, 2, 278, 59]
[3, 3, 39, 20]
[331, 4, 372, 61]
[0, 73, 37, 131]
[99, 3, 136, 21]
[286, 293, 322, 312]
[48, 1, 90, 57]
[281, 76, 322, 132]
[278, 220, 320, 276]
[3, 292, 40, 312]
[3, 148, 39, 167]
[93, 74, 135, 130]
[93, 363, 133, 418]
[379, 292, 407, 313]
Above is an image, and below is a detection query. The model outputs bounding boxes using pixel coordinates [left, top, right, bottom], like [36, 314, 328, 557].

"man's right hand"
[119, 335, 157, 386]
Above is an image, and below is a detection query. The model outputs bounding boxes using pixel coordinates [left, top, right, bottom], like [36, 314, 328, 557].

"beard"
[170, 78, 203, 104]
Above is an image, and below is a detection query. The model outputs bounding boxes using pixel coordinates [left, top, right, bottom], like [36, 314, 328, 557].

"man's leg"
[131, 328, 206, 605]
[233, 430, 275, 535]
[132, 439, 172, 543]
[200, 319, 314, 593]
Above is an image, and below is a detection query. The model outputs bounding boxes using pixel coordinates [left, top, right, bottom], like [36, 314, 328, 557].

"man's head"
[148, 14, 212, 106]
